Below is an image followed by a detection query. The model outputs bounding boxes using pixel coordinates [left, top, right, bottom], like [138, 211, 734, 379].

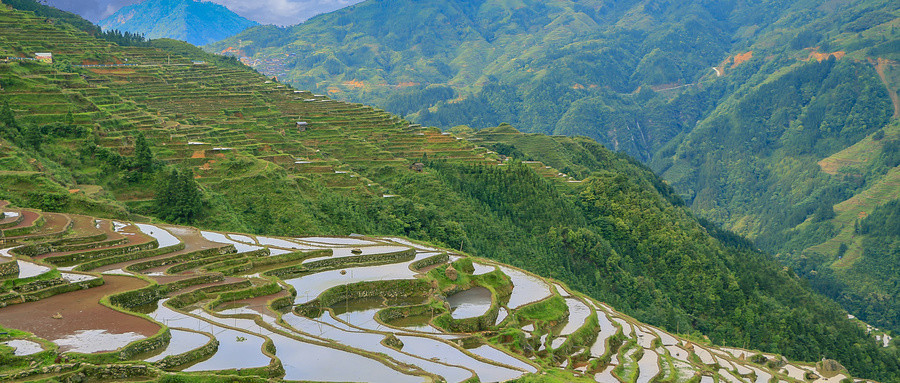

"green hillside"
[209, 0, 897, 157]
[99, 0, 258, 46]
[1, 2, 899, 381]
[648, 20, 900, 337]
[208, 0, 900, 339]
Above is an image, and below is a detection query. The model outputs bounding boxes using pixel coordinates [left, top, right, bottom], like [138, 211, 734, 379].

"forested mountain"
[209, 0, 900, 338]
[1, 1, 899, 381]
[794, 198, 900, 333]
[99, 0, 258, 46]
[209, 0, 896, 158]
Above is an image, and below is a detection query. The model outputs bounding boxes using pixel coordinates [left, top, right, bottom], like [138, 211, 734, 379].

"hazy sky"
[43, 0, 365, 26]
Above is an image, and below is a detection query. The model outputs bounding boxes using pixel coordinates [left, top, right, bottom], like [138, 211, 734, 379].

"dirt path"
[875, 58, 900, 119]
[0, 275, 160, 347]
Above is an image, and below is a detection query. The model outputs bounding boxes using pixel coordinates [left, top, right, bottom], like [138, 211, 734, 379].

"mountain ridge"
[99, 0, 258, 46]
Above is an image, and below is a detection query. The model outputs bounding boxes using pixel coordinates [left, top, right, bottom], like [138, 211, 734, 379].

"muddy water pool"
[53, 330, 144, 353]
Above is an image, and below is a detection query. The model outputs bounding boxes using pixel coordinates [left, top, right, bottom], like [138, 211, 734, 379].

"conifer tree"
[132, 133, 155, 173]
[155, 168, 203, 224]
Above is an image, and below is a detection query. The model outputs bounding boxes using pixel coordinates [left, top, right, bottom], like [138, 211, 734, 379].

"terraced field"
[0, 202, 875, 383]
[0, 3, 573, 203]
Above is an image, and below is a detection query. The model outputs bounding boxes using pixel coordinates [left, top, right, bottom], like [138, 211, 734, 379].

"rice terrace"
[0, 0, 899, 382]
[0, 202, 879, 382]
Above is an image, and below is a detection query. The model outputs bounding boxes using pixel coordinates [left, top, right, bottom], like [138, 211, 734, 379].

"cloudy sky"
[43, 0, 365, 26]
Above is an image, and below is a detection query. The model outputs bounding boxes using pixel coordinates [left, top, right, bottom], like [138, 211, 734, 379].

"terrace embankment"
[0, 202, 879, 382]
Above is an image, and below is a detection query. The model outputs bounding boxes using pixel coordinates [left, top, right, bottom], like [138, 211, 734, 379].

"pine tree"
[155, 168, 203, 224]
[132, 133, 155, 173]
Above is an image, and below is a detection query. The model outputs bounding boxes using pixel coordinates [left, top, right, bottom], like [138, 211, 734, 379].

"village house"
[34, 52, 52, 63]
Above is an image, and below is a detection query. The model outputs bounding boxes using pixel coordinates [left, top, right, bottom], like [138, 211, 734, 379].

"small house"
[35, 52, 52, 63]
[296, 121, 308, 132]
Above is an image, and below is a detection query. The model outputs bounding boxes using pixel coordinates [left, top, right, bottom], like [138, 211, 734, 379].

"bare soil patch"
[0, 276, 160, 345]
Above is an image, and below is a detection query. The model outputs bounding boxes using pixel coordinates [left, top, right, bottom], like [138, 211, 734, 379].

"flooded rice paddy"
[15, 260, 52, 278]
[297, 237, 377, 246]
[135, 224, 180, 248]
[300, 245, 412, 265]
[200, 231, 263, 253]
[144, 329, 211, 362]
[555, 298, 592, 336]
[635, 350, 660, 383]
[144, 300, 272, 371]
[447, 287, 492, 319]
[498, 266, 553, 308]
[53, 329, 144, 353]
[0, 210, 868, 383]
[635, 326, 656, 348]
[2, 339, 43, 356]
[590, 311, 617, 358]
[471, 261, 496, 275]
[613, 317, 633, 337]
[287, 251, 433, 304]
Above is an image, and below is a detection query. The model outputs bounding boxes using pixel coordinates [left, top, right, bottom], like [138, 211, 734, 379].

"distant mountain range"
[99, 0, 257, 46]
